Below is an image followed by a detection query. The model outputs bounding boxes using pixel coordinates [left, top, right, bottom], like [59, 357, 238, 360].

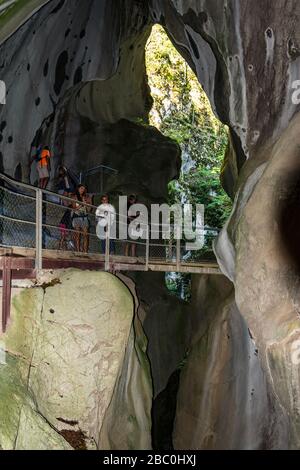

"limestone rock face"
[1, 0, 300, 450]
[60, 118, 180, 199]
[0, 354, 72, 450]
[228, 113, 300, 448]
[0, 0, 151, 178]
[129, 272, 191, 398]
[0, 0, 49, 45]
[0, 0, 299, 191]
[0, 270, 152, 450]
[173, 275, 288, 450]
[150, 1, 300, 167]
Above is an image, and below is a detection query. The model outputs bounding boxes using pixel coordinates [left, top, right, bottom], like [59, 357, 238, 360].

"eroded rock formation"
[173, 275, 288, 450]
[1, 0, 300, 450]
[0, 270, 152, 450]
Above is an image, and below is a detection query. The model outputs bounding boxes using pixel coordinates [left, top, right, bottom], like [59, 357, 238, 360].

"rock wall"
[0, 0, 152, 178]
[57, 117, 180, 199]
[127, 272, 192, 398]
[1, 0, 300, 449]
[230, 113, 300, 448]
[0, 270, 152, 450]
[150, 0, 300, 169]
[147, 1, 300, 448]
[173, 274, 288, 450]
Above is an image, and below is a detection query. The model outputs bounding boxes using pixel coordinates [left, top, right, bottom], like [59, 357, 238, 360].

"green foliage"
[146, 25, 232, 231]
[146, 25, 232, 300]
[165, 273, 191, 302]
[168, 166, 232, 229]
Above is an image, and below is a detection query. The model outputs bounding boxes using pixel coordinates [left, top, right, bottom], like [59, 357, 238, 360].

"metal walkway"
[0, 172, 221, 332]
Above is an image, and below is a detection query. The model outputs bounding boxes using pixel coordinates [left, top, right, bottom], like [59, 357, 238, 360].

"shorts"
[72, 216, 89, 230]
[37, 166, 49, 179]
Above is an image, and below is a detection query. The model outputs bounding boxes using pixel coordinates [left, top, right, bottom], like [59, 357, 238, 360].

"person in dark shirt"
[57, 166, 75, 199]
[59, 202, 73, 251]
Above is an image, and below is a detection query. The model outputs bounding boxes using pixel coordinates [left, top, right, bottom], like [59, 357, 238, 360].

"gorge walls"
[1, 0, 300, 449]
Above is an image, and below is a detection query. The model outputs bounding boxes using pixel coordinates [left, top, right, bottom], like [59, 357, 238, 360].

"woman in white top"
[96, 194, 116, 254]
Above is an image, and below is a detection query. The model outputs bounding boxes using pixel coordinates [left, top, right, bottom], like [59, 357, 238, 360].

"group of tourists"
[31, 145, 138, 256]
[58, 186, 139, 256]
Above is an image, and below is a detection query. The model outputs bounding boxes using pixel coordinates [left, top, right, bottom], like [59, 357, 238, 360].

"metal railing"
[0, 173, 219, 272]
[78, 164, 119, 195]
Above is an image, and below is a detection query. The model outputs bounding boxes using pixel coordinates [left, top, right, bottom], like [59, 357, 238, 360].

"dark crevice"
[54, 51, 69, 96]
[59, 430, 87, 450]
[50, 0, 66, 15]
[278, 171, 300, 276]
[230, 128, 247, 172]
[43, 59, 49, 77]
[14, 162, 22, 180]
[57, 417, 79, 426]
[73, 66, 83, 86]
[151, 369, 181, 450]
[186, 31, 200, 59]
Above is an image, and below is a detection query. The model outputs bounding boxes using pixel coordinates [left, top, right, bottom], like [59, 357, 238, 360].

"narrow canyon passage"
[0, 0, 300, 451]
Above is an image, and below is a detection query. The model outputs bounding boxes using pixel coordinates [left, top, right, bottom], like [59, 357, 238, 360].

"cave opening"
[9, 23, 235, 450]
[143, 25, 233, 450]
[145, 25, 232, 301]
[0, 3, 238, 452]
[22, 22, 233, 287]
[1, 0, 300, 452]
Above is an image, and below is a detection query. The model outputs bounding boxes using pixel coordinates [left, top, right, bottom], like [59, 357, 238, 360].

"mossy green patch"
[0, 0, 48, 45]
[4, 287, 44, 381]
[0, 354, 32, 449]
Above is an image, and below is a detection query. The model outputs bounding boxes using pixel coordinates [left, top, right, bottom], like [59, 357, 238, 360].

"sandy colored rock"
[0, 270, 152, 450]
[0, 354, 72, 450]
[173, 275, 288, 450]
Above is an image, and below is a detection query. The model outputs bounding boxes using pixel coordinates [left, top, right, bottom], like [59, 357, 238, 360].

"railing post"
[176, 237, 181, 272]
[2, 254, 11, 334]
[35, 189, 43, 272]
[105, 212, 110, 271]
[168, 237, 173, 262]
[145, 225, 150, 271]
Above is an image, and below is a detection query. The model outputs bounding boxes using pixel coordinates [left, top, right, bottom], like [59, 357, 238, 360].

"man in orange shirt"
[36, 145, 51, 189]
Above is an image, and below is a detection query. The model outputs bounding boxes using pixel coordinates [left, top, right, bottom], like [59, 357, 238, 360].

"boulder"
[0, 269, 152, 450]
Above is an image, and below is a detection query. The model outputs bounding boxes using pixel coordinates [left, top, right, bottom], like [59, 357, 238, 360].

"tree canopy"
[146, 25, 232, 231]
[145, 25, 232, 300]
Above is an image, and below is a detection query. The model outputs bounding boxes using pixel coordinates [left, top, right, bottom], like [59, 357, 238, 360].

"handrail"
[0, 172, 218, 272]
[80, 164, 118, 176]
[0, 172, 221, 231]
[1, 183, 216, 239]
